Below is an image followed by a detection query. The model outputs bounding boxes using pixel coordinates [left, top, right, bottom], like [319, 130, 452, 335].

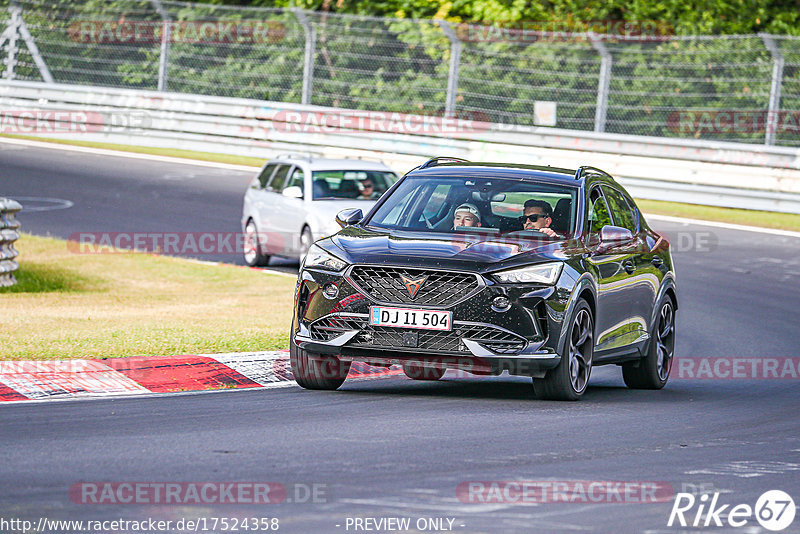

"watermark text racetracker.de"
[69, 20, 287, 44]
[457, 480, 674, 504]
[270, 109, 491, 135]
[673, 357, 800, 380]
[667, 110, 800, 135]
[69, 481, 326, 505]
[0, 110, 151, 134]
[67, 231, 287, 257]
[0, 516, 281, 532]
[453, 19, 674, 43]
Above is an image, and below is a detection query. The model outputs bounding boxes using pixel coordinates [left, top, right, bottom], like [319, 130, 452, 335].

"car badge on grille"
[400, 274, 428, 298]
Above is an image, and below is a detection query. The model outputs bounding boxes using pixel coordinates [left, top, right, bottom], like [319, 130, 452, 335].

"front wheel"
[533, 299, 593, 401]
[622, 297, 676, 389]
[290, 340, 351, 390]
[243, 219, 270, 267]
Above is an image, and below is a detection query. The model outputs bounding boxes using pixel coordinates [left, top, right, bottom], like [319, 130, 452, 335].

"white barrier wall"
[1, 80, 799, 213]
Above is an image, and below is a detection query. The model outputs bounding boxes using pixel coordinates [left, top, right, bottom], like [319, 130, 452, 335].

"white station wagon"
[241, 155, 398, 265]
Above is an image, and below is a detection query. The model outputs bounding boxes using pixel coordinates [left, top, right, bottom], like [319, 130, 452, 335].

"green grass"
[0, 234, 296, 360]
[3, 261, 100, 293]
[4, 134, 800, 232]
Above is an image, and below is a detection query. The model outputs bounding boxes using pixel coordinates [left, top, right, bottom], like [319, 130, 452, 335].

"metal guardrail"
[1, 80, 800, 213]
[0, 197, 21, 287]
[2, 1, 800, 147]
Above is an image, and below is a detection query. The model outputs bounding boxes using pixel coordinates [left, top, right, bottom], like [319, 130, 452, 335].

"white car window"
[267, 165, 291, 192]
[257, 164, 278, 189]
[284, 167, 304, 192]
[311, 170, 396, 200]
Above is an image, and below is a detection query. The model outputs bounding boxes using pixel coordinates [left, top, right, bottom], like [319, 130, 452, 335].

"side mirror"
[282, 185, 303, 199]
[597, 225, 633, 253]
[336, 208, 363, 228]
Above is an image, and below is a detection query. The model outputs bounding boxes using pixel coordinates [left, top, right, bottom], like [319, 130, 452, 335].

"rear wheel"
[290, 340, 351, 390]
[622, 297, 675, 389]
[403, 363, 445, 381]
[244, 219, 270, 267]
[533, 299, 593, 401]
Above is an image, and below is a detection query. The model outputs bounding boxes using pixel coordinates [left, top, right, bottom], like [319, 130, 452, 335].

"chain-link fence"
[1, 0, 798, 147]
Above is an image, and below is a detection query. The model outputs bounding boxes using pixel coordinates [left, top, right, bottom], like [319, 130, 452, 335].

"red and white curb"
[0, 351, 402, 402]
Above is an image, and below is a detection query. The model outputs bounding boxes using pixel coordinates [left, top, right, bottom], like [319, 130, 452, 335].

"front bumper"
[292, 264, 571, 377]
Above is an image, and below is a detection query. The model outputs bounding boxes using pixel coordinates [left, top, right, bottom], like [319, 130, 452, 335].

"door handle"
[651, 257, 663, 267]
[623, 260, 635, 274]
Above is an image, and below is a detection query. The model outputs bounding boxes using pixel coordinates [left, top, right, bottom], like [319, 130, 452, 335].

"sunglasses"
[519, 213, 549, 223]
[361, 183, 374, 188]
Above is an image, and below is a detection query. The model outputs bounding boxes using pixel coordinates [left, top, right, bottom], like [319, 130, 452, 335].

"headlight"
[303, 244, 348, 272]
[492, 262, 563, 285]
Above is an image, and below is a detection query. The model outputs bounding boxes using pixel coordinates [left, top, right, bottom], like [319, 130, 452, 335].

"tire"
[290, 339, 351, 390]
[533, 299, 593, 401]
[243, 219, 270, 267]
[403, 363, 445, 381]
[299, 226, 313, 264]
[622, 297, 676, 390]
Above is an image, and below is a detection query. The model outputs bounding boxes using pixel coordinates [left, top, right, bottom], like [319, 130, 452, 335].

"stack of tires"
[0, 198, 22, 287]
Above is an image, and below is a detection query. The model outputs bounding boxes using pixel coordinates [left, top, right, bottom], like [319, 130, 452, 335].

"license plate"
[369, 306, 452, 331]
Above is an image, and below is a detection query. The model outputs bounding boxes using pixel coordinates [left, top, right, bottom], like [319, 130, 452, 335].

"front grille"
[348, 266, 481, 307]
[309, 314, 367, 341]
[308, 312, 528, 355]
[461, 324, 528, 354]
[349, 322, 527, 355]
[351, 326, 463, 353]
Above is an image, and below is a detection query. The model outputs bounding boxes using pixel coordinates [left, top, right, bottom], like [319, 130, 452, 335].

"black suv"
[290, 158, 677, 400]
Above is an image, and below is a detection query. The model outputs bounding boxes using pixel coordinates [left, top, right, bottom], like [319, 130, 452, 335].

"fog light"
[492, 295, 511, 312]
[322, 282, 339, 299]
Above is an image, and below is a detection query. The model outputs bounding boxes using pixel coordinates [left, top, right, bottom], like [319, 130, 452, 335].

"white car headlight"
[303, 244, 348, 272]
[492, 262, 563, 285]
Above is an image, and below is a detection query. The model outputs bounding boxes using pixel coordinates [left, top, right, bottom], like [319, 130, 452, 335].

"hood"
[310, 199, 378, 234]
[327, 226, 583, 272]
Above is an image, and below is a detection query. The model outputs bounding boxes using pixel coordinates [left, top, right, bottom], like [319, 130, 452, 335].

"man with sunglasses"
[520, 199, 559, 238]
[358, 178, 378, 199]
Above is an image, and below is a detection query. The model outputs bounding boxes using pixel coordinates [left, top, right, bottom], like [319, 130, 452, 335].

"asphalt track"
[1, 141, 799, 533]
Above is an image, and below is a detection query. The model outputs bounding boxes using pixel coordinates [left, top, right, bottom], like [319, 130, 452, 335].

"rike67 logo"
[668, 490, 796, 531]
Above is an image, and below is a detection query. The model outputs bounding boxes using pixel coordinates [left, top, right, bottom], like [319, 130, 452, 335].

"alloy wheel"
[569, 308, 593, 393]
[244, 221, 258, 265]
[655, 302, 675, 381]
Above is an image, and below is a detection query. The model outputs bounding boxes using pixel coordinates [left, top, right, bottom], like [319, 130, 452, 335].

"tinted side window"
[422, 184, 452, 222]
[267, 165, 291, 192]
[622, 191, 641, 231]
[284, 167, 304, 192]
[257, 164, 277, 189]
[587, 188, 612, 237]
[603, 186, 637, 232]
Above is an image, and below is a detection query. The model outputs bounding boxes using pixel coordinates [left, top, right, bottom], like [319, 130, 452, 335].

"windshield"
[367, 175, 578, 238]
[312, 170, 397, 200]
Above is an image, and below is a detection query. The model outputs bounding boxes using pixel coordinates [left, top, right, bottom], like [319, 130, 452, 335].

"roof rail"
[275, 152, 315, 161]
[575, 165, 611, 180]
[419, 156, 470, 169]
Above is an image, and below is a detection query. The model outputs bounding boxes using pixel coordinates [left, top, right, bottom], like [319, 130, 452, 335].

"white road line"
[645, 213, 800, 239]
[0, 136, 260, 172]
